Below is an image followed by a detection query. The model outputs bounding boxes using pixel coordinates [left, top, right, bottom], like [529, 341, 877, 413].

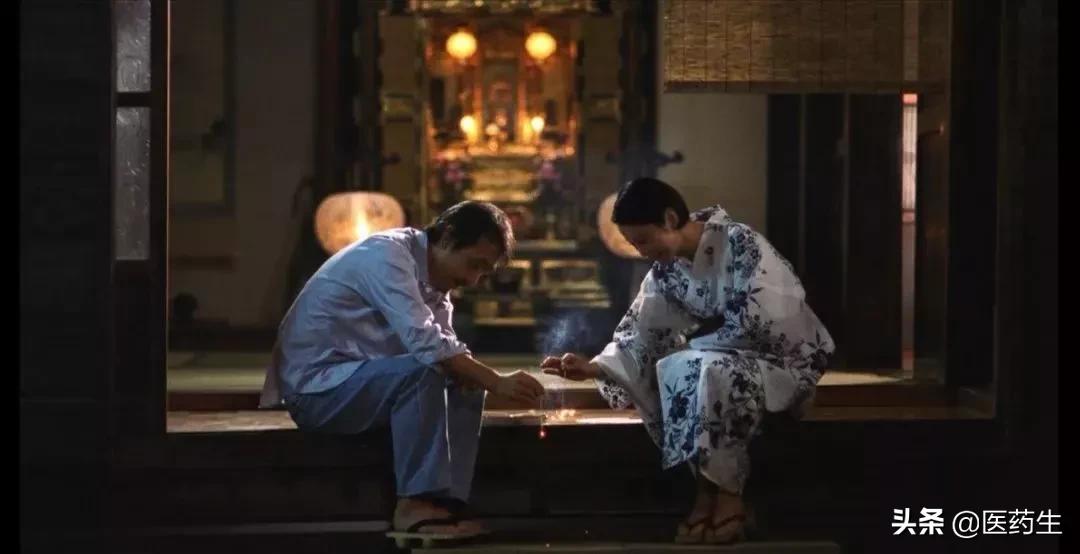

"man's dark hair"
[425, 201, 515, 264]
[611, 177, 689, 228]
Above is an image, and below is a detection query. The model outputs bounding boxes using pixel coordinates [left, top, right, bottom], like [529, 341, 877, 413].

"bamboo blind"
[663, 0, 951, 93]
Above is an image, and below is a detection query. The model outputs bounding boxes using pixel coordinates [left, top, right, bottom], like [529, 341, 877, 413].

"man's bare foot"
[393, 498, 464, 535]
[434, 498, 490, 536]
[455, 518, 489, 536]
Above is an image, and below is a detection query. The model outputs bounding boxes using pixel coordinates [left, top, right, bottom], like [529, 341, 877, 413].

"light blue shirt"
[260, 228, 469, 407]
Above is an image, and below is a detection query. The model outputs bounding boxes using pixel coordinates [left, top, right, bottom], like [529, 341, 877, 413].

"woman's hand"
[540, 353, 602, 381]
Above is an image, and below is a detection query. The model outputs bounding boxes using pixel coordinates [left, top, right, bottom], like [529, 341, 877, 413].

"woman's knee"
[656, 351, 702, 381]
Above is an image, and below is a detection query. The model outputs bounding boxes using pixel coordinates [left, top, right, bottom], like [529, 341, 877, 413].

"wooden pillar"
[580, 12, 622, 225]
[20, 0, 117, 548]
[315, 0, 342, 197]
[945, 0, 999, 387]
[378, 12, 423, 225]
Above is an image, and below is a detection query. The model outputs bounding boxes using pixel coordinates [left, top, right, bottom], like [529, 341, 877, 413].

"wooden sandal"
[432, 498, 491, 537]
[674, 516, 710, 544]
[703, 512, 747, 545]
[386, 517, 480, 549]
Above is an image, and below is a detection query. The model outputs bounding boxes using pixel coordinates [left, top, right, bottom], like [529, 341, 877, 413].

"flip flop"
[432, 498, 492, 537]
[386, 517, 480, 549]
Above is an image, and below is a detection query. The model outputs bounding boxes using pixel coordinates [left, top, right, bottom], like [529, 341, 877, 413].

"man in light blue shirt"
[261, 201, 544, 539]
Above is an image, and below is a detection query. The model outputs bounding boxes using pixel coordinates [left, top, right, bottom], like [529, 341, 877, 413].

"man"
[261, 200, 545, 539]
[543, 178, 834, 545]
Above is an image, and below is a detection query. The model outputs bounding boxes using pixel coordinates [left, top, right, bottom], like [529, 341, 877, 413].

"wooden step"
[168, 380, 949, 412]
[419, 542, 843, 554]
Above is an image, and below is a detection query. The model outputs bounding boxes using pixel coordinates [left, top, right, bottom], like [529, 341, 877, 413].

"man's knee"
[397, 357, 479, 403]
[406, 361, 448, 391]
[449, 382, 486, 408]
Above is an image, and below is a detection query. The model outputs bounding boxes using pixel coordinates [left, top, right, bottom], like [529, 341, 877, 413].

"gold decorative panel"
[410, 0, 594, 15]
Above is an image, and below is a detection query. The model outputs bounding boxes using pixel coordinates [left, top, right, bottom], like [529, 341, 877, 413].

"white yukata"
[591, 205, 835, 493]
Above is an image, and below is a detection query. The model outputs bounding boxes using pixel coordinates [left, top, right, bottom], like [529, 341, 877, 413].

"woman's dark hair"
[425, 201, 515, 264]
[611, 177, 689, 228]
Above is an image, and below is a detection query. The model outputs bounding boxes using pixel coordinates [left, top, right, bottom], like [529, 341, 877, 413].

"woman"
[543, 177, 834, 544]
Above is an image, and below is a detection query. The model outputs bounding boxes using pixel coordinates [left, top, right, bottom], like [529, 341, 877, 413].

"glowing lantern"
[530, 116, 545, 135]
[446, 29, 477, 62]
[459, 115, 479, 143]
[597, 193, 643, 259]
[314, 192, 405, 255]
[525, 31, 557, 62]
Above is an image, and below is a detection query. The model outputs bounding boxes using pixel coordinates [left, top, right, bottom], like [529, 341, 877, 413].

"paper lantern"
[597, 193, 643, 259]
[314, 192, 405, 255]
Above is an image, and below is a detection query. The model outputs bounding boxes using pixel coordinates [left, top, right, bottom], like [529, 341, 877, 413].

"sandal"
[704, 512, 747, 545]
[397, 516, 462, 535]
[674, 516, 710, 544]
[386, 517, 481, 549]
[431, 498, 491, 537]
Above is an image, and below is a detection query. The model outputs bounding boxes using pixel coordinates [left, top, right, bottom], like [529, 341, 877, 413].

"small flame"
[530, 116, 545, 135]
[547, 408, 577, 422]
[459, 115, 478, 141]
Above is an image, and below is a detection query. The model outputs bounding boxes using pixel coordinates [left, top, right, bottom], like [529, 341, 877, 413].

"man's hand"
[492, 370, 545, 406]
[540, 353, 601, 381]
